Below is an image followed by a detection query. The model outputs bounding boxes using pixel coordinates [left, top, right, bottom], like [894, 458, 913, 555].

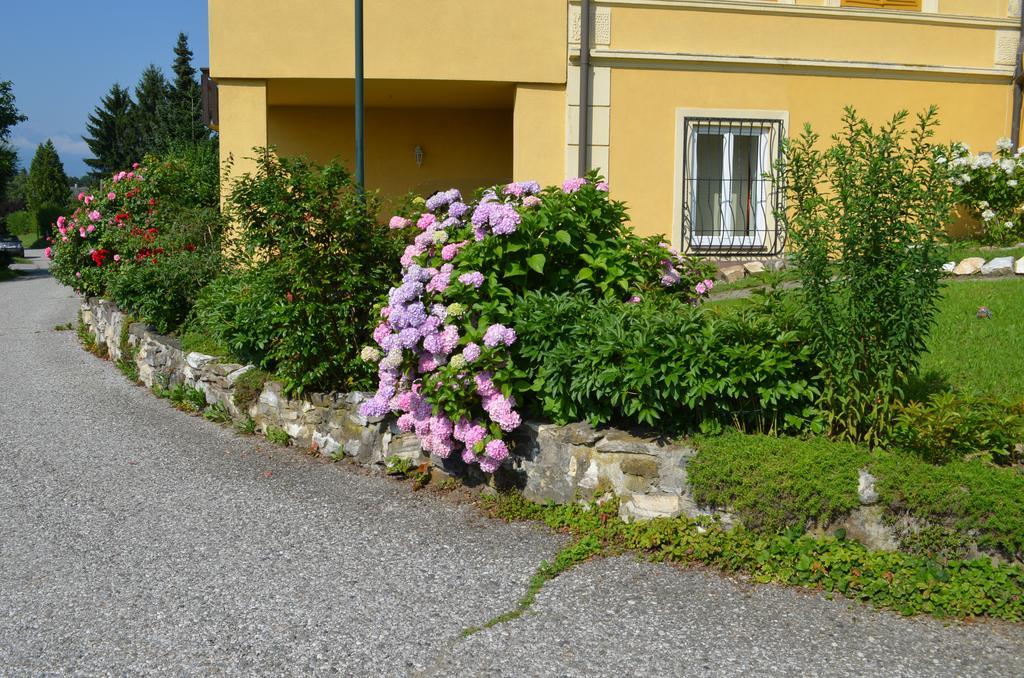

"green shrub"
[891, 392, 1024, 466]
[5, 209, 35, 239]
[779, 107, 956, 445]
[265, 426, 290, 446]
[949, 138, 1024, 244]
[689, 432, 869, 532]
[509, 291, 821, 432]
[189, 150, 403, 394]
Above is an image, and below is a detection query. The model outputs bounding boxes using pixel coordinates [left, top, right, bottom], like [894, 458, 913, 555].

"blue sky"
[1, 1, 210, 177]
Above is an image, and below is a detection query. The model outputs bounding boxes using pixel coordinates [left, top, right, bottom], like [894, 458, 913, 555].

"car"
[0, 232, 25, 264]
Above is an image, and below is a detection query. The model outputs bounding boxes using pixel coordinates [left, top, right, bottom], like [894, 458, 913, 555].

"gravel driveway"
[2, 250, 1023, 677]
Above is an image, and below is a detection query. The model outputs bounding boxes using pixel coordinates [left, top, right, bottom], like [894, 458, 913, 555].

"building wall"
[564, 0, 1019, 246]
[209, 0, 567, 84]
[266, 106, 513, 205]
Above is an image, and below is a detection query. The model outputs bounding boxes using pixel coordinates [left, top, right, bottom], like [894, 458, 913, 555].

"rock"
[716, 264, 745, 283]
[952, 257, 985, 275]
[858, 469, 879, 505]
[743, 261, 765, 276]
[1015, 257, 1024, 275]
[830, 506, 899, 552]
[981, 256, 1014, 275]
[941, 261, 956, 273]
[186, 352, 217, 369]
[619, 494, 684, 522]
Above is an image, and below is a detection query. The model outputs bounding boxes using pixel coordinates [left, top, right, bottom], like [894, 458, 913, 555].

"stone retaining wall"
[80, 297, 898, 547]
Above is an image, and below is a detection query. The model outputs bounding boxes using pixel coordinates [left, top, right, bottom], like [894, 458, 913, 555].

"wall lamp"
[414, 145, 424, 167]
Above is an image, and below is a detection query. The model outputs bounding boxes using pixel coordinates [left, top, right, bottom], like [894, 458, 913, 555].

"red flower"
[184, 243, 196, 252]
[90, 249, 110, 267]
[148, 198, 156, 206]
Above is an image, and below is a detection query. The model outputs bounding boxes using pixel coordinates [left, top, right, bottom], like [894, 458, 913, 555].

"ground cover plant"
[359, 175, 716, 472]
[481, 491, 1024, 623]
[779, 107, 957, 445]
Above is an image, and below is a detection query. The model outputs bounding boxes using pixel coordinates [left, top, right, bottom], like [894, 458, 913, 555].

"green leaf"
[526, 253, 546, 274]
[554, 230, 572, 245]
[575, 267, 594, 282]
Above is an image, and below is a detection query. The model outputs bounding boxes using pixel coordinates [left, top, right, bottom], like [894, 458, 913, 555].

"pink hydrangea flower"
[628, 295, 641, 303]
[389, 216, 411, 229]
[417, 213, 436, 230]
[483, 324, 516, 348]
[107, 192, 116, 200]
[462, 342, 481, 363]
[485, 439, 509, 462]
[596, 181, 609, 192]
[562, 177, 587, 193]
[522, 195, 542, 208]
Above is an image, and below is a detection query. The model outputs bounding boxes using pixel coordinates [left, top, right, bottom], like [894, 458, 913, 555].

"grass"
[0, 267, 24, 282]
[944, 239, 1024, 264]
[917, 278, 1024, 400]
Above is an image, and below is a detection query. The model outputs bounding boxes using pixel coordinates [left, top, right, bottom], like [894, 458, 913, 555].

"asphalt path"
[2, 250, 1022, 676]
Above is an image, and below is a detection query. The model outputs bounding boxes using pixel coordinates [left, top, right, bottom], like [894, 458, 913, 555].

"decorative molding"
[922, 0, 938, 13]
[586, 0, 1017, 29]
[995, 30, 1021, 67]
[578, 48, 1014, 82]
[569, 5, 612, 45]
[1011, 0, 1021, 19]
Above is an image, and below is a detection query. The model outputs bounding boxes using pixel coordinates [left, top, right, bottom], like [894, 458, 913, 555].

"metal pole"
[355, 0, 365, 191]
[1012, 8, 1024, 148]
[577, 0, 591, 177]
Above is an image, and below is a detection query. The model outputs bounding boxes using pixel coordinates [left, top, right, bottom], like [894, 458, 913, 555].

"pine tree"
[158, 33, 210, 149]
[131, 65, 170, 158]
[84, 84, 136, 177]
[27, 140, 69, 236]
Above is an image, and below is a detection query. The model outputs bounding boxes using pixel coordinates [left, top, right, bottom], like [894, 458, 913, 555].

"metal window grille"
[681, 117, 786, 257]
[201, 68, 219, 130]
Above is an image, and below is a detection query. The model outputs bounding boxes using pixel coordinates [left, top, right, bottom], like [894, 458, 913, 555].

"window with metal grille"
[840, 0, 921, 10]
[681, 117, 785, 255]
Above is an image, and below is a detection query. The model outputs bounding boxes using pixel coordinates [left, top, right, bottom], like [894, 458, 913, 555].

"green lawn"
[918, 278, 1024, 401]
[943, 240, 1024, 264]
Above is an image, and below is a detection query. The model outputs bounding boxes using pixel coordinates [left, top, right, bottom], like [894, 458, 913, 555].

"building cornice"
[573, 0, 1017, 30]
[578, 48, 1015, 82]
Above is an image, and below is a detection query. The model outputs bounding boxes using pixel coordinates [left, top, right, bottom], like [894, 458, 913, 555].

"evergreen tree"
[27, 140, 69, 236]
[158, 33, 209, 149]
[0, 79, 27, 207]
[83, 84, 136, 178]
[131, 64, 170, 158]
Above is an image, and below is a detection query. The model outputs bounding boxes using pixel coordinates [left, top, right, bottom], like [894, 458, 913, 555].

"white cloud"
[49, 134, 90, 157]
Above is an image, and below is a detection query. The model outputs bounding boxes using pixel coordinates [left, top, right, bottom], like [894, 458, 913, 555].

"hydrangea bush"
[360, 175, 715, 472]
[947, 137, 1024, 244]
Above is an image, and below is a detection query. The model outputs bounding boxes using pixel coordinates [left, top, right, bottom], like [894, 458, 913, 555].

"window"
[680, 117, 785, 254]
[840, 0, 921, 10]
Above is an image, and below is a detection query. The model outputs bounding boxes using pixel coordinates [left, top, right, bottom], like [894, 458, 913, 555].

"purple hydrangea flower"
[458, 271, 484, 288]
[483, 324, 516, 348]
[448, 201, 469, 219]
[485, 439, 509, 461]
[462, 342, 481, 363]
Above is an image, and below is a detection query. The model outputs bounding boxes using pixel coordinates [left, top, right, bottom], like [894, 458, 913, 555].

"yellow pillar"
[513, 83, 566, 187]
[217, 79, 268, 205]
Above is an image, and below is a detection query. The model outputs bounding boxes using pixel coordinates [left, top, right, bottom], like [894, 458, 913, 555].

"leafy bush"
[509, 291, 820, 432]
[891, 392, 1024, 466]
[186, 151, 403, 394]
[689, 431, 869, 532]
[47, 147, 224, 334]
[780, 107, 956, 445]
[359, 175, 715, 473]
[948, 138, 1024, 244]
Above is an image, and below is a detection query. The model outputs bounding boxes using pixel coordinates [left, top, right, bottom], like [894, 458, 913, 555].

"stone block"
[953, 257, 985, 275]
[941, 261, 956, 273]
[716, 264, 746, 283]
[743, 261, 766, 276]
[619, 494, 684, 522]
[1015, 257, 1024, 275]
[981, 256, 1014, 275]
[858, 469, 879, 505]
[829, 506, 899, 552]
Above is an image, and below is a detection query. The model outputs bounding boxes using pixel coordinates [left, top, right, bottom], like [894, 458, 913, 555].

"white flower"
[449, 354, 467, 370]
[431, 229, 449, 245]
[1005, 221, 1015, 230]
[997, 137, 1013, 151]
[961, 173, 971, 183]
[972, 153, 994, 169]
[936, 156, 947, 164]
[360, 346, 382, 363]
[380, 349, 403, 370]
[1000, 158, 1016, 174]
[1009, 179, 1018, 187]
[978, 200, 990, 209]
[951, 156, 969, 168]
[982, 209, 996, 221]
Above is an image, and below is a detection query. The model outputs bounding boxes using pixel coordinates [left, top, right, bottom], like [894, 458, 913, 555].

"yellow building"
[208, 0, 1022, 256]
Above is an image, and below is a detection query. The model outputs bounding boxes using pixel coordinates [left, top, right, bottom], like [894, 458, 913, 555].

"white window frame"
[672, 108, 789, 254]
